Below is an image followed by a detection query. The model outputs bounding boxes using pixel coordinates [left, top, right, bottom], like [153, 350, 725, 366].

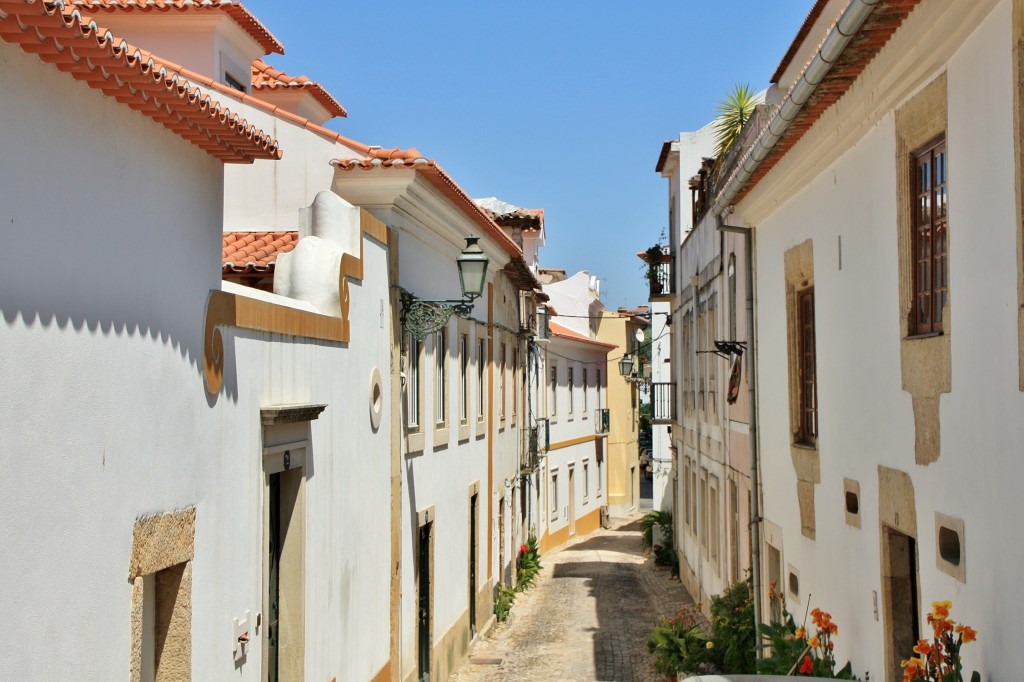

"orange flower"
[795, 626, 807, 640]
[931, 601, 952, 621]
[901, 656, 927, 682]
[956, 624, 978, 643]
[808, 635, 821, 649]
[913, 639, 934, 657]
[929, 616, 954, 638]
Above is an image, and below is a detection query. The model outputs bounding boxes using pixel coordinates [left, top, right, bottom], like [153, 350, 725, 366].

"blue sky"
[244, 1, 814, 308]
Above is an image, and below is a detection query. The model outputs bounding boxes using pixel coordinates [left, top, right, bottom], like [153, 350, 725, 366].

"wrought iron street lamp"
[618, 353, 635, 378]
[400, 236, 490, 341]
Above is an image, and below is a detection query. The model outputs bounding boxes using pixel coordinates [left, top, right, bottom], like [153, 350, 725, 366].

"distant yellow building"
[596, 308, 648, 517]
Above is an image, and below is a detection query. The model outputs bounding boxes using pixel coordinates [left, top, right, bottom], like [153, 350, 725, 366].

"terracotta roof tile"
[69, 0, 284, 54]
[0, 0, 282, 163]
[251, 58, 346, 118]
[333, 148, 523, 258]
[332, 148, 549, 296]
[140, 50, 372, 153]
[222, 231, 297, 273]
[730, 0, 922, 204]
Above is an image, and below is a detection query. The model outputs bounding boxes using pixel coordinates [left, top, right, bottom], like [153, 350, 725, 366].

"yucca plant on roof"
[714, 83, 758, 161]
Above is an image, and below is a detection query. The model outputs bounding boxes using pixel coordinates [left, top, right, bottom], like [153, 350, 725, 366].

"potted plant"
[644, 245, 667, 294]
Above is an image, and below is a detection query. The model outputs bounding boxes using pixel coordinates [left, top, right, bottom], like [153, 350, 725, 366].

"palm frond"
[714, 84, 758, 160]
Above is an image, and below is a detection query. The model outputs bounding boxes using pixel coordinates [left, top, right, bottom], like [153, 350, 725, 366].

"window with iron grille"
[499, 342, 506, 420]
[796, 288, 817, 446]
[568, 367, 575, 416]
[435, 330, 447, 426]
[459, 334, 469, 423]
[407, 335, 421, 429]
[911, 136, 948, 335]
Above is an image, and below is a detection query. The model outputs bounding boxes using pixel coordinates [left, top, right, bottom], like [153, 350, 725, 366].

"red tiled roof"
[69, 0, 284, 54]
[333, 148, 524, 259]
[549, 321, 617, 350]
[0, 1, 281, 163]
[770, 0, 830, 85]
[731, 0, 923, 205]
[251, 58, 347, 119]
[140, 51, 372, 153]
[333, 148, 548, 296]
[222, 231, 297, 274]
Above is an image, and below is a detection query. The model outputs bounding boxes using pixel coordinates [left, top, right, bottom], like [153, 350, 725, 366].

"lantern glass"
[456, 236, 489, 298]
[618, 353, 634, 377]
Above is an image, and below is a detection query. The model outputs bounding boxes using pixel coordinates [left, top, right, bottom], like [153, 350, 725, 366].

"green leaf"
[713, 84, 759, 160]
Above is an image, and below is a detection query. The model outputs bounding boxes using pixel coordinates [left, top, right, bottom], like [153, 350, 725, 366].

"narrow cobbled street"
[451, 513, 697, 682]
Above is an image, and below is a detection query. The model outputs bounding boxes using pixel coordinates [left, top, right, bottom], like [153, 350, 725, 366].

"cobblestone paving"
[450, 515, 700, 682]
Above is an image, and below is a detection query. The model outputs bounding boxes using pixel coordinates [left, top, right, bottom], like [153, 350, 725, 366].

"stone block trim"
[129, 507, 196, 582]
[129, 508, 195, 682]
[784, 240, 818, 539]
[895, 73, 951, 465]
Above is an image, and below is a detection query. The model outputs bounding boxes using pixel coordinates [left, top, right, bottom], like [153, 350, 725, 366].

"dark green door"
[469, 496, 477, 637]
[418, 523, 431, 682]
[267, 473, 281, 682]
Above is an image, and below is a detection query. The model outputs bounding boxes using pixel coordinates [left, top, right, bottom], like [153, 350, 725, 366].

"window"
[512, 347, 519, 423]
[597, 458, 602, 492]
[796, 288, 817, 446]
[582, 368, 589, 414]
[728, 254, 737, 341]
[568, 367, 575, 416]
[459, 334, 469, 423]
[224, 72, 247, 92]
[435, 330, 447, 425]
[596, 369, 602, 409]
[499, 342, 506, 421]
[476, 339, 486, 420]
[550, 470, 559, 518]
[700, 472, 708, 551]
[912, 136, 948, 335]
[708, 295, 718, 416]
[709, 475, 720, 565]
[550, 363, 558, 417]
[407, 335, 421, 429]
[689, 465, 697, 537]
[683, 459, 692, 528]
[583, 461, 590, 501]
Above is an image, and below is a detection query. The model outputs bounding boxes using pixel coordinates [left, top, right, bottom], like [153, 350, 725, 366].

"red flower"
[799, 655, 814, 675]
[519, 544, 529, 555]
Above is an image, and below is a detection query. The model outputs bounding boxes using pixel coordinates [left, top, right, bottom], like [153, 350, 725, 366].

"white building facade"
[715, 1, 1021, 680]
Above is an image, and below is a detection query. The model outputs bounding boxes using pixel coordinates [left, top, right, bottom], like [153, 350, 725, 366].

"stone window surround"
[129, 507, 195, 682]
[784, 239, 818, 540]
[895, 72, 951, 466]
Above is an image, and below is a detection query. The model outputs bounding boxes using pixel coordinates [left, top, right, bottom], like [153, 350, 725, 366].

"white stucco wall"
[1, 38, 222, 678]
[539, 337, 609, 542]
[0, 39, 393, 680]
[747, 3, 1018, 678]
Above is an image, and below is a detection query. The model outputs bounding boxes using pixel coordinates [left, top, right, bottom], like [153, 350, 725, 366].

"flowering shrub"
[647, 605, 713, 677]
[900, 601, 979, 682]
[758, 588, 858, 678]
[515, 535, 541, 592]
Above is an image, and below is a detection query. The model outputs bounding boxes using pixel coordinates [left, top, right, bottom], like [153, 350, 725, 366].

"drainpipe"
[717, 218, 762, 652]
[689, 273, 703, 608]
[712, 0, 881, 217]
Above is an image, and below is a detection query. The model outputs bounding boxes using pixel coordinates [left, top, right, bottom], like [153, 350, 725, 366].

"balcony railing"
[594, 408, 610, 434]
[648, 256, 674, 300]
[650, 383, 676, 424]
